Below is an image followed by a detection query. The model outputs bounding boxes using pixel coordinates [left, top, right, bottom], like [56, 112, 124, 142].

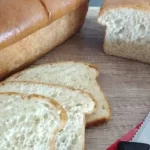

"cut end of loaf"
[98, 8, 150, 64]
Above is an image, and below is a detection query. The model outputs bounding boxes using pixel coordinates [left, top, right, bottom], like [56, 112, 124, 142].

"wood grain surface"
[33, 7, 150, 150]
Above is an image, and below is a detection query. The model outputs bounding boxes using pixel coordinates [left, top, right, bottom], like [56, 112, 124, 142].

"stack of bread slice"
[0, 61, 110, 149]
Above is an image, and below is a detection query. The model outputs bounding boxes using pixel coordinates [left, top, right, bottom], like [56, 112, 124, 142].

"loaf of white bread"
[0, 61, 111, 149]
[0, 0, 88, 80]
[98, 0, 150, 64]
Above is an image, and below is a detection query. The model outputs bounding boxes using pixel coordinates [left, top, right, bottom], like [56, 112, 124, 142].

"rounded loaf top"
[0, 0, 87, 50]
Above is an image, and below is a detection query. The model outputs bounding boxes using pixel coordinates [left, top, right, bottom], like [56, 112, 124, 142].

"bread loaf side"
[0, 1, 88, 80]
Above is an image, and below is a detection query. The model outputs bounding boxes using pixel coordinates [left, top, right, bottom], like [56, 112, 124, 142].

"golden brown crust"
[0, 0, 88, 50]
[0, 92, 68, 150]
[40, 0, 87, 21]
[87, 63, 111, 126]
[99, 0, 150, 16]
[0, 0, 48, 50]
[86, 69, 111, 128]
[0, 3, 88, 80]
[86, 117, 110, 128]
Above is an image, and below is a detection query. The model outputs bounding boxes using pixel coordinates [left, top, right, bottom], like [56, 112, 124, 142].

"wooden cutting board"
[33, 7, 150, 150]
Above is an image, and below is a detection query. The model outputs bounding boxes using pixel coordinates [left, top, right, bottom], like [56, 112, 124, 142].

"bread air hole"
[18, 115, 26, 122]
[115, 19, 122, 27]
[44, 104, 50, 109]
[11, 119, 17, 127]
[6, 143, 10, 148]
[44, 114, 48, 119]
[20, 135, 25, 141]
[33, 117, 40, 124]
[102, 105, 105, 110]
[26, 131, 33, 136]
[118, 27, 125, 34]
[139, 24, 146, 32]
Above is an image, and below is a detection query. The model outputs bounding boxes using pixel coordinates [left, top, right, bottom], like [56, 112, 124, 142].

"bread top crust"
[0, 0, 87, 50]
[99, 0, 150, 16]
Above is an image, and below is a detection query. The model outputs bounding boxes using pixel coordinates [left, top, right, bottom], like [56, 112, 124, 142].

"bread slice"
[98, 0, 150, 64]
[0, 92, 67, 150]
[0, 81, 95, 150]
[6, 61, 111, 126]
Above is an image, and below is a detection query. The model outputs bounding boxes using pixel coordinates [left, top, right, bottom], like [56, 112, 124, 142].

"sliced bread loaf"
[6, 61, 111, 126]
[0, 92, 67, 150]
[98, 0, 150, 64]
[0, 81, 95, 150]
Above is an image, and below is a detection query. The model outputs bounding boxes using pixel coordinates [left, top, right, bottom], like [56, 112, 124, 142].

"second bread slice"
[0, 81, 95, 150]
